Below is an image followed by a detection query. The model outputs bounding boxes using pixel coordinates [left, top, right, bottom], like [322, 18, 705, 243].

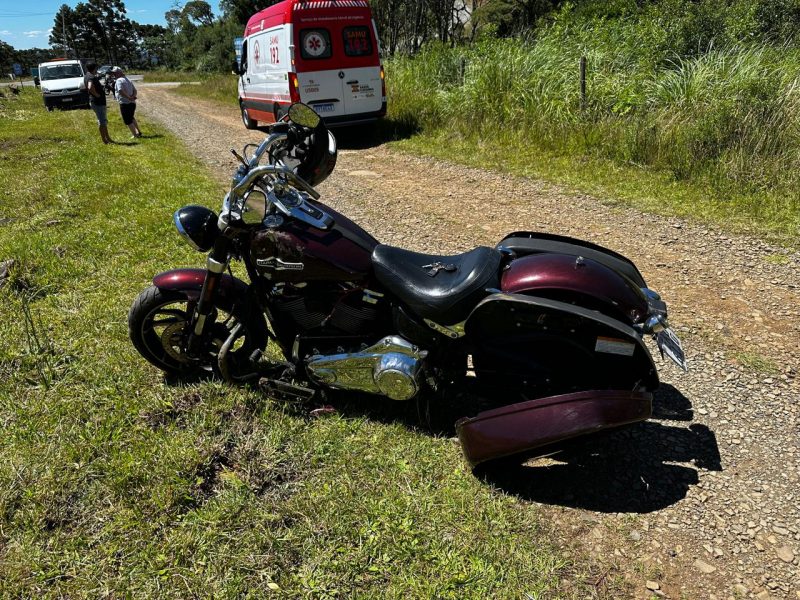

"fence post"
[580, 56, 587, 111]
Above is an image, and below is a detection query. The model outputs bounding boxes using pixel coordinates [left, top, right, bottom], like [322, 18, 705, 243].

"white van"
[38, 59, 89, 111]
[236, 0, 386, 129]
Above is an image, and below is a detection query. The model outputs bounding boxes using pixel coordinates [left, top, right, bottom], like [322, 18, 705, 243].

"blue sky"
[0, 1, 223, 50]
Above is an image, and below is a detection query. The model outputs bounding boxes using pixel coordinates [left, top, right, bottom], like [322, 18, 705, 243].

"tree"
[219, 0, 277, 26]
[183, 0, 215, 26]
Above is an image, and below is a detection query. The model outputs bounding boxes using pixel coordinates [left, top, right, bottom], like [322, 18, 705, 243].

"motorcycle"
[101, 73, 115, 96]
[128, 103, 687, 466]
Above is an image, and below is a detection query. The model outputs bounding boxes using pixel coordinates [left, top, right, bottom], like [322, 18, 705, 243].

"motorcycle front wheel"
[128, 285, 267, 380]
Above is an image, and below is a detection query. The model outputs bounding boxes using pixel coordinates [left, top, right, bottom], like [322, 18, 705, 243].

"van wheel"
[240, 102, 258, 130]
[274, 104, 287, 122]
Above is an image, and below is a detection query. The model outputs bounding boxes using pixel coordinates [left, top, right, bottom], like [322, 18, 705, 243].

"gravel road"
[137, 87, 799, 599]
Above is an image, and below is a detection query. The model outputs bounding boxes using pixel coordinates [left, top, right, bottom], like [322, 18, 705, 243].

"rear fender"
[501, 253, 649, 324]
[465, 292, 659, 391]
[499, 231, 646, 287]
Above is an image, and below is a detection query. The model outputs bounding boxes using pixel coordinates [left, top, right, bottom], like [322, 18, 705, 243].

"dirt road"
[138, 87, 799, 599]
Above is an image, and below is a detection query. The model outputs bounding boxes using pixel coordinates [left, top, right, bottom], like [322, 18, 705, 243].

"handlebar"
[230, 163, 320, 201]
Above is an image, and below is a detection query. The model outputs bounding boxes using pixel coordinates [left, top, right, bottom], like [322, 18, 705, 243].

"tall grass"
[386, 14, 800, 238]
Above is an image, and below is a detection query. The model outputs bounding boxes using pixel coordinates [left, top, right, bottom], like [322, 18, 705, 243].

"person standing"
[113, 67, 142, 138]
[84, 62, 112, 144]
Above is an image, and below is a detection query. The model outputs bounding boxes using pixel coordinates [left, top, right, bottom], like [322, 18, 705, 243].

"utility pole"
[62, 10, 72, 58]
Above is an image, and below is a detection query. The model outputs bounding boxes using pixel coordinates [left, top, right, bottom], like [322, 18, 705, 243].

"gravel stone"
[777, 546, 795, 563]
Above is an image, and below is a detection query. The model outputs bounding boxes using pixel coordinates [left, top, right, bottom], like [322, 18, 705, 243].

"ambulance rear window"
[342, 26, 373, 57]
[300, 29, 332, 60]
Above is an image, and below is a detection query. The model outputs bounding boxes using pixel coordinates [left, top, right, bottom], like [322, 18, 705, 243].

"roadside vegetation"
[0, 89, 576, 597]
[386, 1, 800, 243]
[172, 73, 239, 106]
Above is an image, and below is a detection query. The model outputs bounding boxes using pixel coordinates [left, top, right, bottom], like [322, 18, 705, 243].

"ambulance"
[236, 0, 386, 128]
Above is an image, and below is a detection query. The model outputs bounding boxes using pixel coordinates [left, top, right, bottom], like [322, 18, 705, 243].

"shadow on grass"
[159, 354, 718, 513]
[289, 381, 719, 513]
[137, 134, 164, 140]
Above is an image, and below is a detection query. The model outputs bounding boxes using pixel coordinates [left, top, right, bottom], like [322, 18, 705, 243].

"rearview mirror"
[242, 189, 267, 225]
[288, 103, 321, 128]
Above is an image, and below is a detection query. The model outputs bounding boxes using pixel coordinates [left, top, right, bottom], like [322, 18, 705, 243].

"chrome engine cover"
[306, 336, 426, 400]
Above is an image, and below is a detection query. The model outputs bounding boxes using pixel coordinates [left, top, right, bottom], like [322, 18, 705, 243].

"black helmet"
[294, 124, 337, 187]
[278, 103, 337, 187]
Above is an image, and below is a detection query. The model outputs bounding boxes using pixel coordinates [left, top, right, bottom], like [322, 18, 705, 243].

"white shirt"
[115, 76, 136, 104]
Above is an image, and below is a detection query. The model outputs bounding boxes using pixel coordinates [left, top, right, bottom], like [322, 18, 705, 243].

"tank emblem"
[256, 256, 304, 271]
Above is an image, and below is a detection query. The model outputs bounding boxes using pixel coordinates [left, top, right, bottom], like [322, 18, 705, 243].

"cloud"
[0, 30, 12, 36]
[23, 30, 44, 37]
[137, 9, 147, 12]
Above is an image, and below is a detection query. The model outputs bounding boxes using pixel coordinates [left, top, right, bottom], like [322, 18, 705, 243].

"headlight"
[173, 205, 220, 252]
[41, 87, 50, 93]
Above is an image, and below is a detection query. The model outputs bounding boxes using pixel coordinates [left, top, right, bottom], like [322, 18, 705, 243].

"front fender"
[152, 268, 249, 310]
[152, 268, 269, 344]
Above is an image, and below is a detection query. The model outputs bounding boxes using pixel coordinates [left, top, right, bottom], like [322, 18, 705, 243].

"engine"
[306, 336, 427, 401]
[270, 282, 381, 335]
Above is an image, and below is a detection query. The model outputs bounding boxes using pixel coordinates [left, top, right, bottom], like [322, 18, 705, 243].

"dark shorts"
[120, 102, 136, 125]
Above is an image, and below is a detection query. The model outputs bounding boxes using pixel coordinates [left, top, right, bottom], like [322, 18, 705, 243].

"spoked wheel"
[128, 286, 267, 381]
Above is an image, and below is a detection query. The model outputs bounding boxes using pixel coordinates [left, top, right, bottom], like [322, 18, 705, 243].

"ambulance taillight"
[289, 72, 300, 103]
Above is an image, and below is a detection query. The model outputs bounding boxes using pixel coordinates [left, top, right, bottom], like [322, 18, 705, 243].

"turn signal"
[289, 72, 300, 103]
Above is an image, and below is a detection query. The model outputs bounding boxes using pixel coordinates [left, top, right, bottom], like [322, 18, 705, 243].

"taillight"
[289, 72, 300, 103]
[380, 65, 386, 99]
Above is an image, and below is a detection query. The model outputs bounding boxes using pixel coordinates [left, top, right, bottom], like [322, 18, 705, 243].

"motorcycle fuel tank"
[251, 202, 378, 282]
[501, 253, 649, 324]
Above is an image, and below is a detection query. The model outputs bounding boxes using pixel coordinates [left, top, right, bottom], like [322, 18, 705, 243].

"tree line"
[1, 0, 563, 75]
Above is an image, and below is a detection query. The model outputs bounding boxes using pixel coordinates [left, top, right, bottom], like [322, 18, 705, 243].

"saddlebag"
[456, 389, 653, 466]
[458, 292, 658, 465]
[498, 231, 646, 287]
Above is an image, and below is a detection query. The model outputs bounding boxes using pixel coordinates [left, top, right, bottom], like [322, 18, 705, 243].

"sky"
[0, 0, 223, 50]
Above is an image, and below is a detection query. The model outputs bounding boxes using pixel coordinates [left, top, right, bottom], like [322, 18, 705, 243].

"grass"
[171, 73, 239, 107]
[0, 88, 582, 597]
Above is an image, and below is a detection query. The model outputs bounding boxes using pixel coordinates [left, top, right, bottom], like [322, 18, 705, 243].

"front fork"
[186, 236, 232, 356]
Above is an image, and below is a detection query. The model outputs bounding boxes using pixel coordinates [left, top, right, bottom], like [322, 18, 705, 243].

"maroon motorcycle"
[128, 103, 686, 466]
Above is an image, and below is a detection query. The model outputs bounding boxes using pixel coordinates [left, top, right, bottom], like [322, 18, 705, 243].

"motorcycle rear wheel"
[128, 285, 267, 379]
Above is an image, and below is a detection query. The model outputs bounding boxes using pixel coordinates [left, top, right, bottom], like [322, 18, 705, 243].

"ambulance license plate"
[314, 103, 334, 113]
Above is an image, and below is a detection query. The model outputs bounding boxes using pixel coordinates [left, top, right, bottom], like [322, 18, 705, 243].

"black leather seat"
[371, 244, 502, 324]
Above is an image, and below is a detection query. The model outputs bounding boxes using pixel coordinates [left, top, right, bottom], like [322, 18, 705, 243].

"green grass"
[171, 73, 240, 107]
[0, 89, 581, 597]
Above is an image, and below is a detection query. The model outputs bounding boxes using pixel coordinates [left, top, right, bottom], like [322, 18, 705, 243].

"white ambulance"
[236, 0, 386, 128]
